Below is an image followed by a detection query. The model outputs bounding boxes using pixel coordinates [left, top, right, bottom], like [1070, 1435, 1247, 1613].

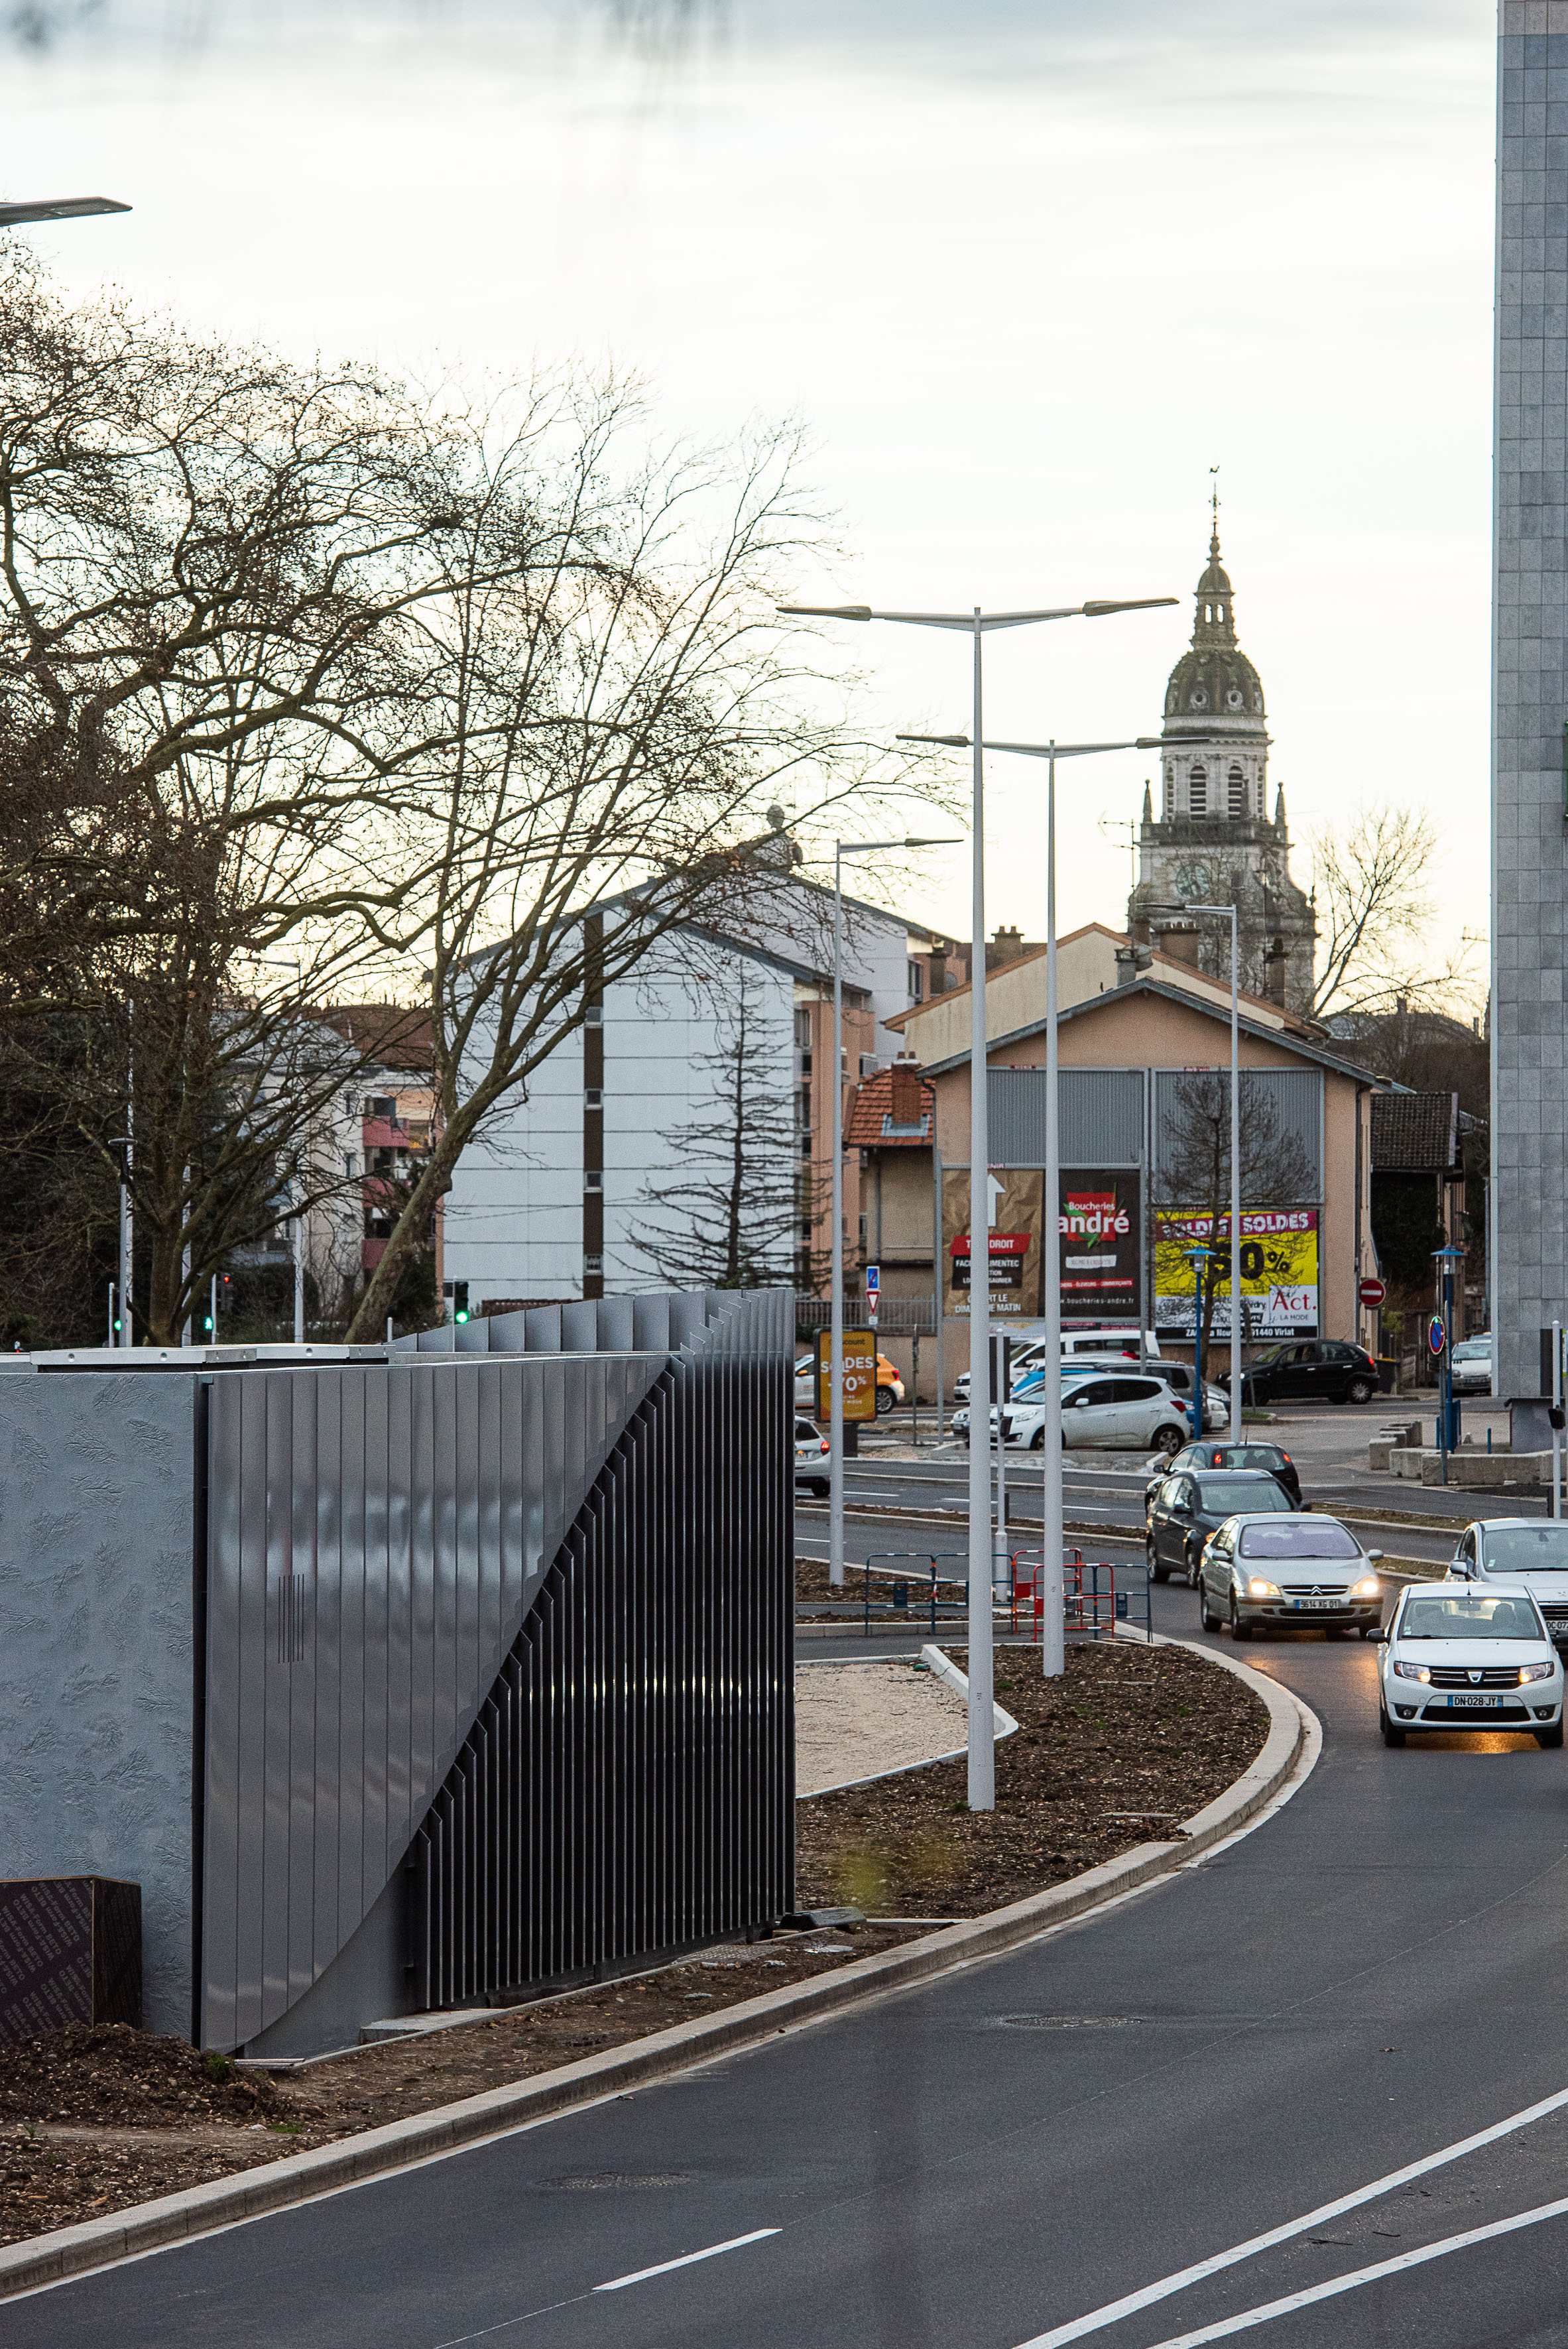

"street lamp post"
[1184, 903, 1242, 1441]
[828, 836, 957, 1589]
[1183, 1244, 1221, 1435]
[900, 732, 1162, 1679]
[784, 594, 1174, 1800]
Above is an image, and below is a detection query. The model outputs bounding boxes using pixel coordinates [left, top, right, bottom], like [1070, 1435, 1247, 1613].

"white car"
[1449, 1516, 1568, 1648]
[955, 1372, 1191, 1454]
[1377, 1581, 1563, 1748]
[794, 1415, 830, 1496]
[1198, 1512, 1384, 1640]
[1449, 1335, 1494, 1395]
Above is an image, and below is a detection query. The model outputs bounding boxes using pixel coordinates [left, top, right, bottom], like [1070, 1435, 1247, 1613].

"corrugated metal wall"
[987, 1068, 1144, 1167]
[408, 1345, 792, 2008]
[1153, 1067, 1323, 1199]
[200, 1288, 792, 2049]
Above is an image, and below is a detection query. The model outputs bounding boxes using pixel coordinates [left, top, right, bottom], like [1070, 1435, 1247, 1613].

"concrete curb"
[0, 1649, 1312, 2304]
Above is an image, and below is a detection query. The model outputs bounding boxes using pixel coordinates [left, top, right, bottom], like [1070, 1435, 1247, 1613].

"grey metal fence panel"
[986, 1067, 1144, 1166]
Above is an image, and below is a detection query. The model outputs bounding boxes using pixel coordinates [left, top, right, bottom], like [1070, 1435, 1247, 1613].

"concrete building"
[1493, 1, 1568, 1402]
[1128, 513, 1316, 1012]
[442, 878, 935, 1311]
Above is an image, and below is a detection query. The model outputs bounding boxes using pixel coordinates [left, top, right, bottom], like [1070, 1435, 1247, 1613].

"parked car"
[958, 1373, 1191, 1454]
[1448, 1517, 1568, 1648]
[794, 1353, 905, 1415]
[1146, 1471, 1295, 1585]
[794, 1415, 831, 1496]
[1144, 1441, 1301, 1512]
[1221, 1339, 1380, 1407]
[1450, 1335, 1494, 1395]
[1199, 1512, 1384, 1638]
[951, 1333, 1161, 1403]
[1376, 1581, 1563, 1748]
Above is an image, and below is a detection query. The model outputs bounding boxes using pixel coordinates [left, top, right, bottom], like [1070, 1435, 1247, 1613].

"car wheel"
[876, 1386, 894, 1416]
[1146, 1538, 1168, 1585]
[1380, 1708, 1406, 1748]
[1154, 1424, 1185, 1458]
[1347, 1378, 1375, 1406]
[1229, 1593, 1250, 1641]
[1030, 1428, 1045, 1451]
[809, 1478, 830, 1498]
[1200, 1581, 1219, 1631]
[1537, 1723, 1565, 1750]
[1186, 1546, 1203, 1591]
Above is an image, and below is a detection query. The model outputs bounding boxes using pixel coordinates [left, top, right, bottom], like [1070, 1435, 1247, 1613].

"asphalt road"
[17, 1442, 1568, 2346]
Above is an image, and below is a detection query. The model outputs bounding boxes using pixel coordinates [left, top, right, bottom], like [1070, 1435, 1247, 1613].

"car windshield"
[1482, 1526, 1568, 1573]
[1237, 1521, 1360, 1559]
[1400, 1594, 1545, 1640]
[1217, 1447, 1286, 1472]
[1453, 1341, 1489, 1360]
[1195, 1476, 1291, 1512]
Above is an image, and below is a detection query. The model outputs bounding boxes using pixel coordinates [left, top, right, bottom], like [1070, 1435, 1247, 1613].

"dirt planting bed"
[796, 1637, 1269, 1916]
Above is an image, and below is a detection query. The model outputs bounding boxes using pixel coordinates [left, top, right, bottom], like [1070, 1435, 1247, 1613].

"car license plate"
[1447, 1693, 1500, 1709]
[1292, 1598, 1340, 1611]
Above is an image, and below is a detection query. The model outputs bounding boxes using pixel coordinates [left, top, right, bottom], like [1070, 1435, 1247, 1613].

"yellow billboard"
[1154, 1208, 1318, 1339]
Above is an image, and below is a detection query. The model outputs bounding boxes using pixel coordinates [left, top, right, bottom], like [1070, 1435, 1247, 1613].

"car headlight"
[1352, 1576, 1380, 1597]
[1246, 1578, 1280, 1599]
[1393, 1660, 1430, 1682]
[1520, 1661, 1556, 1685]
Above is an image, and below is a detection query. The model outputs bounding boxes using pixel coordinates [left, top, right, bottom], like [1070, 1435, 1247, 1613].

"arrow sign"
[865, 1264, 879, 1322]
[986, 1171, 1006, 1227]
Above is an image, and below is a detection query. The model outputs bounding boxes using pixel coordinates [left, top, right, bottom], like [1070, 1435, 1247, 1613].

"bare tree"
[1309, 804, 1474, 1022]
[341, 393, 934, 1341]
[627, 959, 802, 1289]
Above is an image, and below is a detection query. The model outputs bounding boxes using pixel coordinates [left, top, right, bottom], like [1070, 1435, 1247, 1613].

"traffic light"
[452, 1280, 469, 1325]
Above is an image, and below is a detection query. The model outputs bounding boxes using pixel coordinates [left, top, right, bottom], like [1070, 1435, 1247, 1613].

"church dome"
[1162, 520, 1266, 735]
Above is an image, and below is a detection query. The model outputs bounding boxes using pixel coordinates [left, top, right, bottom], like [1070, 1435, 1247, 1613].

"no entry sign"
[1358, 1277, 1386, 1308]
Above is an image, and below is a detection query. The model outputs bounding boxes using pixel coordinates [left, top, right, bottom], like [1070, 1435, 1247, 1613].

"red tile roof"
[846, 1063, 934, 1147]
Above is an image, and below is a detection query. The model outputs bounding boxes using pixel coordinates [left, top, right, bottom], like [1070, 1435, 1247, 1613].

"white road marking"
[1012, 2080, 1568, 2346]
[593, 2227, 781, 2292]
[1138, 2193, 1568, 2346]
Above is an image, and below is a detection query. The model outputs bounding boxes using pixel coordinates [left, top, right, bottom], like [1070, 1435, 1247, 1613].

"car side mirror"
[1552, 1407, 1566, 1433]
[1373, 1628, 1388, 1643]
[1366, 1549, 1384, 1563]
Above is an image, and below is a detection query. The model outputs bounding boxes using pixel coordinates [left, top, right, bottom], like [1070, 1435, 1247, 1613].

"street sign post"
[865, 1264, 880, 1325]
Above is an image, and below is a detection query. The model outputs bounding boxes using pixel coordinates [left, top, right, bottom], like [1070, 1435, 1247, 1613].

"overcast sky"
[8, 0, 1496, 983]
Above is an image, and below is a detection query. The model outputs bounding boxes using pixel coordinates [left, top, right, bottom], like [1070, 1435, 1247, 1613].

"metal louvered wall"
[987, 1068, 1144, 1167]
[408, 1346, 792, 2009]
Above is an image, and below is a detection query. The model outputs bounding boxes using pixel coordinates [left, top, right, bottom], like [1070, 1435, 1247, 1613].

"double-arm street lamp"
[900, 732, 1162, 1677]
[827, 836, 959, 1591]
[781, 594, 1175, 1805]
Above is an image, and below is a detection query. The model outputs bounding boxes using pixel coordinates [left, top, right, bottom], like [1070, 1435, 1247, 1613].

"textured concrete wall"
[1494, 2, 1568, 1398]
[0, 1374, 196, 2036]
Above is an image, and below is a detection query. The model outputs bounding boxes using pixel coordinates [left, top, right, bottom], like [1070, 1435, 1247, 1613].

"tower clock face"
[1176, 860, 1214, 901]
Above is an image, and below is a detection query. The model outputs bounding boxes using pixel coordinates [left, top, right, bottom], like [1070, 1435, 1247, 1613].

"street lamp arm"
[0, 196, 131, 224]
[780, 599, 1177, 632]
[899, 733, 1165, 758]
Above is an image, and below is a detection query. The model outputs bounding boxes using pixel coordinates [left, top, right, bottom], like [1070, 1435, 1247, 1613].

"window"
[584, 1087, 602, 1110]
[908, 960, 924, 1001]
[343, 1154, 357, 1177]
[1164, 768, 1174, 817]
[584, 1252, 603, 1276]
[584, 1170, 603, 1191]
[583, 1003, 603, 1026]
[794, 1007, 812, 1048]
[1228, 766, 1245, 817]
[1189, 766, 1207, 813]
[859, 1054, 878, 1077]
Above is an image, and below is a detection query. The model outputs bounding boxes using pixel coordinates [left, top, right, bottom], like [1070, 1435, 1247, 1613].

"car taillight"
[819, 1439, 829, 1454]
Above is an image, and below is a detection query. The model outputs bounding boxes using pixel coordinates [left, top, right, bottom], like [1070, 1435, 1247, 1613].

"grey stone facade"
[1494, 2, 1568, 1399]
[1128, 526, 1316, 1011]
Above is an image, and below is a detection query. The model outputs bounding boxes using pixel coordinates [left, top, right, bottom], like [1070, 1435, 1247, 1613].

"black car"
[1146, 1469, 1296, 1585]
[1143, 1441, 1302, 1512]
[1222, 1339, 1380, 1408]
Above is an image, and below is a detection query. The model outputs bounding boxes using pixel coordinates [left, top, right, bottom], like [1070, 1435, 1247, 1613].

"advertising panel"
[1154, 1207, 1318, 1338]
[815, 1329, 878, 1420]
[941, 1168, 1044, 1320]
[1059, 1169, 1142, 1325]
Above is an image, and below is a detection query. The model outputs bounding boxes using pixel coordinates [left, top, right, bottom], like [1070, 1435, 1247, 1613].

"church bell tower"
[1127, 503, 1315, 1013]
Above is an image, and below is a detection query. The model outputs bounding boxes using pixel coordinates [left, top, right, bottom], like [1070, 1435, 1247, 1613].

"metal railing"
[859, 1552, 968, 1635]
[796, 1296, 938, 1336]
[1006, 1547, 1153, 1644]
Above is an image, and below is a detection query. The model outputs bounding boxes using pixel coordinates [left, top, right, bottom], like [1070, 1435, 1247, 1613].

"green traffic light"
[454, 1309, 469, 1324]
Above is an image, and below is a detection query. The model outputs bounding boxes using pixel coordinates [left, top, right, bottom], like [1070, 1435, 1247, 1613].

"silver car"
[1450, 1516, 1568, 1648]
[1198, 1512, 1384, 1640]
[1449, 1336, 1494, 1395]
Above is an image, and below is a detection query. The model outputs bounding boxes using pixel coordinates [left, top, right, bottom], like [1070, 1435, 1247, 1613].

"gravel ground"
[795, 1659, 973, 1793]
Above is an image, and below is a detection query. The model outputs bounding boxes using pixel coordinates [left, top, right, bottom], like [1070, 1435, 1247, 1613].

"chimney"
[1156, 921, 1201, 971]
[1263, 934, 1287, 1005]
[889, 1059, 924, 1127]
[991, 924, 1025, 967]
[928, 940, 947, 995]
